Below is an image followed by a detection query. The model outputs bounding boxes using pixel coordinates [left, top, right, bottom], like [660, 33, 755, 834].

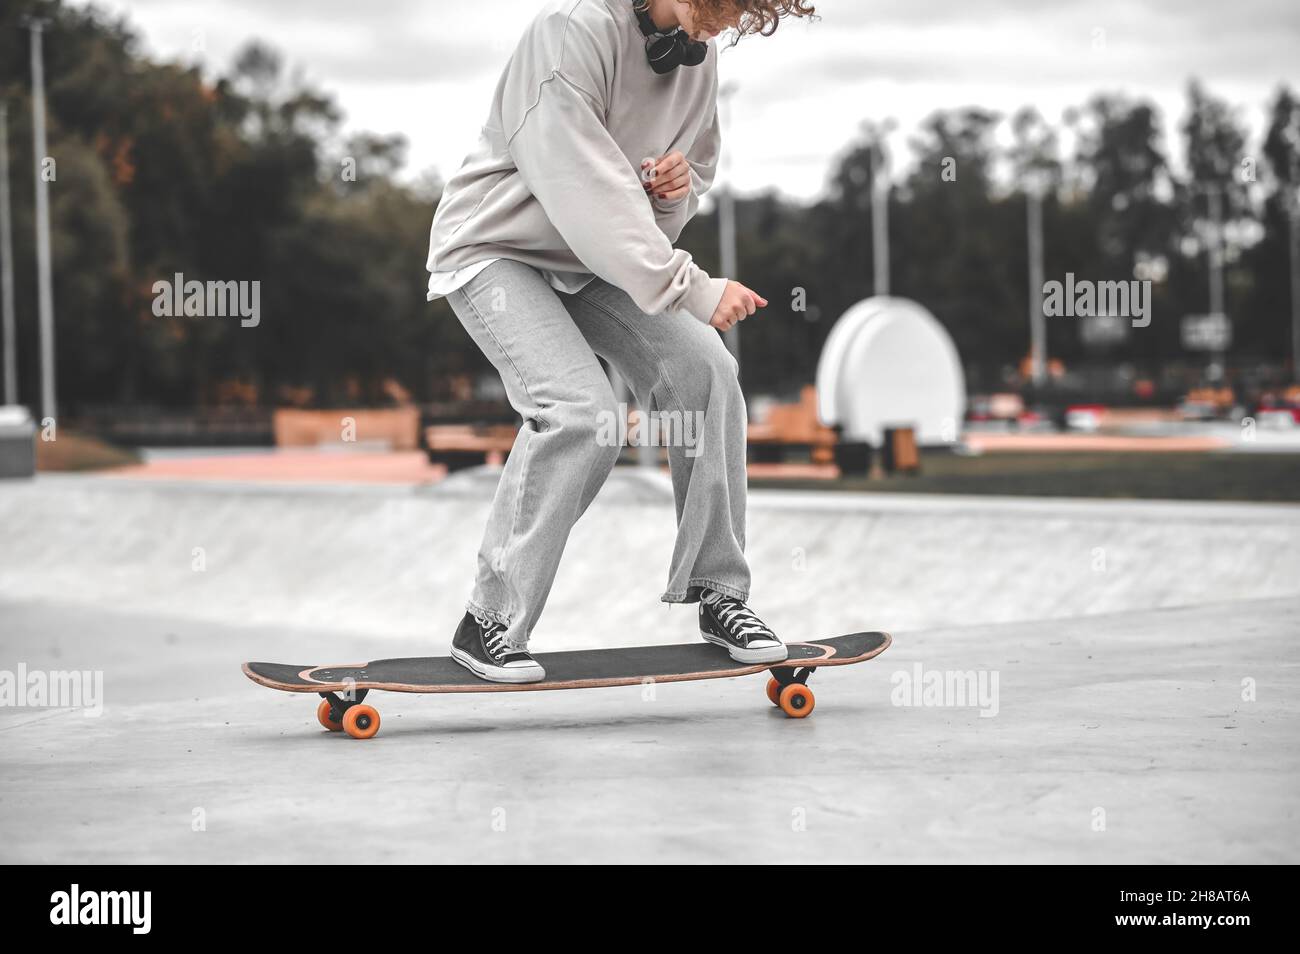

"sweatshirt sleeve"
[651, 99, 721, 243]
[499, 15, 727, 324]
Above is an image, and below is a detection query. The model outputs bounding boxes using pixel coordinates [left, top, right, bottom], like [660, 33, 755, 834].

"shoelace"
[475, 614, 510, 661]
[710, 596, 774, 644]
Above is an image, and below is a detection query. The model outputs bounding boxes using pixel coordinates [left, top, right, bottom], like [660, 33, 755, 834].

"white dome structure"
[815, 297, 965, 446]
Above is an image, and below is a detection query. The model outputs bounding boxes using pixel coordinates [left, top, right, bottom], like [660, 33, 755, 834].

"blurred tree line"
[0, 0, 1297, 411]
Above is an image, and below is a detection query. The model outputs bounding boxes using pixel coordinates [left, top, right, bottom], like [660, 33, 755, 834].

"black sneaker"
[449, 611, 546, 683]
[698, 590, 787, 663]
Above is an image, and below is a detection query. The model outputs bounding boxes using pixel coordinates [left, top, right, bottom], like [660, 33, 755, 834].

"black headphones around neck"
[631, 0, 708, 74]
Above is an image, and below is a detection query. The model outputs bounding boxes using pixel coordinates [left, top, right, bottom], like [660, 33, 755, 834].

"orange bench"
[424, 423, 517, 471]
[748, 385, 838, 465]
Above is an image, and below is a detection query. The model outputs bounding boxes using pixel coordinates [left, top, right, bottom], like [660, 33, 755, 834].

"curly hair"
[687, 0, 820, 42]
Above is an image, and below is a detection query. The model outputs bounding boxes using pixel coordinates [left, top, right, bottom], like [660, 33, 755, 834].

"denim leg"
[446, 261, 622, 649]
[561, 278, 750, 604]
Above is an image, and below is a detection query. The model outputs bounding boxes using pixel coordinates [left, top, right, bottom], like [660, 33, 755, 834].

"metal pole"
[1207, 184, 1225, 316]
[717, 83, 739, 366]
[1026, 180, 1047, 386]
[871, 144, 890, 297]
[0, 103, 17, 406]
[30, 21, 57, 422]
[1290, 153, 1300, 383]
[1206, 184, 1225, 381]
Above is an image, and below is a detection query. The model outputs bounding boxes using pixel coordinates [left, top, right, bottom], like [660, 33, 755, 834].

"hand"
[642, 151, 691, 203]
[709, 281, 767, 331]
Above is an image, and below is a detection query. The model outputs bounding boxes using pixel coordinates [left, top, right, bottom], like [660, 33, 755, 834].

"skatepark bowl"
[1, 467, 1297, 863]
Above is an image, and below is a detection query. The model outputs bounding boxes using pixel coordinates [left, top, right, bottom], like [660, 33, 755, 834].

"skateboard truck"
[316, 689, 381, 739]
[765, 666, 816, 717]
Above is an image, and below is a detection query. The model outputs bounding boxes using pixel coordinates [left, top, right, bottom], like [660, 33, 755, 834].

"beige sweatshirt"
[425, 0, 728, 324]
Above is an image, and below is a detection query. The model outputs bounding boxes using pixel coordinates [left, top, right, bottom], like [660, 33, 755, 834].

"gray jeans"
[446, 259, 750, 650]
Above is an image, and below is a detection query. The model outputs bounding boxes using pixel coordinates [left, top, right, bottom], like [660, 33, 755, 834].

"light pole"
[1207, 183, 1227, 381]
[28, 19, 57, 423]
[1026, 170, 1048, 387]
[864, 119, 896, 297]
[1197, 181, 1229, 382]
[0, 103, 17, 406]
[1290, 151, 1300, 383]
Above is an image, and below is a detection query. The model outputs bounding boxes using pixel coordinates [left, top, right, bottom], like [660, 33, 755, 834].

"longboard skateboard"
[243, 631, 891, 739]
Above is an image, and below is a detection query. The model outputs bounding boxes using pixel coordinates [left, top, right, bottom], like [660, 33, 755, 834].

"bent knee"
[662, 342, 741, 406]
[542, 387, 622, 458]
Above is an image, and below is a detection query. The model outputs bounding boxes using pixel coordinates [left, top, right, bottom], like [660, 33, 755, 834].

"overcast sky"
[75, 0, 1300, 203]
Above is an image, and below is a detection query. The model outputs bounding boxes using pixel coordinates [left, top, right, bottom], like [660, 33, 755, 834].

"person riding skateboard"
[425, 0, 816, 683]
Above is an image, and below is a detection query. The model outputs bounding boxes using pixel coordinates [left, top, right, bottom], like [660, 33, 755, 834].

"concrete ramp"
[1, 471, 1297, 649]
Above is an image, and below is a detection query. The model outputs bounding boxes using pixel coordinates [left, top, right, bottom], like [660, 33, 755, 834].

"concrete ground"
[1, 470, 1298, 863]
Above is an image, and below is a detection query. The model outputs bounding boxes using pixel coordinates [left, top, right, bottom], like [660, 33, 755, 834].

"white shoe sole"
[701, 631, 789, 664]
[450, 645, 546, 684]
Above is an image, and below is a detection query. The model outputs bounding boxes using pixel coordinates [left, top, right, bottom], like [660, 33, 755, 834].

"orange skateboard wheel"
[765, 677, 782, 706]
[317, 699, 343, 731]
[779, 683, 815, 718]
[342, 704, 381, 739]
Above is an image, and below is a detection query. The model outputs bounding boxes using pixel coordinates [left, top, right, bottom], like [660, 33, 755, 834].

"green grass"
[750, 451, 1300, 502]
